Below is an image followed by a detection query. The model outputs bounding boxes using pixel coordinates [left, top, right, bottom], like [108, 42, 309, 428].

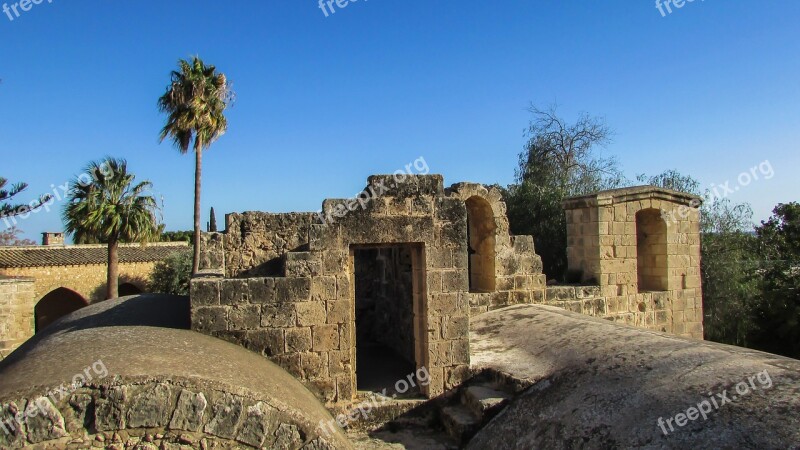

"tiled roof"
[0, 243, 190, 268]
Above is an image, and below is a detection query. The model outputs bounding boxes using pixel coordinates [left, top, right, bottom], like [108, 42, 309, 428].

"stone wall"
[191, 178, 706, 405]
[223, 213, 317, 278]
[0, 278, 34, 360]
[0, 262, 156, 305]
[0, 381, 340, 449]
[192, 176, 550, 403]
[563, 186, 704, 338]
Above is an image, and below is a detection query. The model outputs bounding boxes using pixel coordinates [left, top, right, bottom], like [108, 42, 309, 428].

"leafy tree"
[161, 230, 194, 243]
[1, 176, 51, 221]
[63, 159, 160, 299]
[158, 57, 233, 275]
[504, 105, 625, 279]
[0, 226, 36, 246]
[150, 250, 192, 296]
[751, 203, 800, 358]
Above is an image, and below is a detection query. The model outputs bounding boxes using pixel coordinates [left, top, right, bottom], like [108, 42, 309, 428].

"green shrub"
[150, 251, 192, 296]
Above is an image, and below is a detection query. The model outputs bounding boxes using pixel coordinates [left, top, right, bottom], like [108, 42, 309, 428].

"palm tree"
[63, 159, 159, 299]
[158, 56, 232, 275]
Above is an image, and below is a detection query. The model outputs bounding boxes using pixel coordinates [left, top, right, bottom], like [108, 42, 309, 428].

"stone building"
[0, 241, 188, 357]
[190, 175, 704, 405]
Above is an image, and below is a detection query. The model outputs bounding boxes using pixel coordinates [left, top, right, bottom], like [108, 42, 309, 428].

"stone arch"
[34, 288, 89, 332]
[636, 208, 668, 292]
[119, 282, 144, 297]
[465, 196, 497, 292]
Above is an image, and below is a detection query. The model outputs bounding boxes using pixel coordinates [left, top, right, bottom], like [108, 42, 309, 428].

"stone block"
[228, 304, 261, 330]
[326, 301, 351, 325]
[220, 279, 250, 305]
[169, 390, 207, 432]
[274, 277, 311, 303]
[328, 350, 351, 376]
[191, 279, 221, 306]
[311, 276, 337, 302]
[296, 302, 327, 327]
[192, 307, 228, 333]
[204, 393, 244, 439]
[261, 305, 296, 328]
[285, 252, 323, 277]
[248, 278, 275, 304]
[245, 329, 285, 357]
[286, 328, 313, 353]
[236, 402, 276, 448]
[442, 270, 468, 293]
[94, 386, 128, 432]
[24, 397, 68, 443]
[441, 315, 469, 340]
[302, 352, 328, 379]
[313, 324, 340, 351]
[126, 383, 173, 429]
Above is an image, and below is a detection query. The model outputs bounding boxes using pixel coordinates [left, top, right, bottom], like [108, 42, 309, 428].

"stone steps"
[437, 380, 515, 446]
[440, 404, 481, 446]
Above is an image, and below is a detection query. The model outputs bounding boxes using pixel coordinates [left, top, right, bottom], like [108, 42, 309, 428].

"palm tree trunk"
[192, 143, 203, 275]
[106, 239, 119, 299]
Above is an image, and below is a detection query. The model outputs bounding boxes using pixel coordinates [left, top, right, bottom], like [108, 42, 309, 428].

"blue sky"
[1, 1, 798, 241]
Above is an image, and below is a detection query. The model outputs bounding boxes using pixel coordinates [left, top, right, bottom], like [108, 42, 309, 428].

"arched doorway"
[636, 208, 669, 292]
[465, 196, 497, 293]
[35, 288, 88, 332]
[119, 283, 143, 297]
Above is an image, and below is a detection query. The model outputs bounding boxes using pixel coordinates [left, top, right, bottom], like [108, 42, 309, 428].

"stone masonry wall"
[191, 178, 704, 406]
[0, 380, 343, 449]
[223, 213, 317, 278]
[0, 262, 157, 305]
[0, 278, 35, 360]
[563, 187, 704, 338]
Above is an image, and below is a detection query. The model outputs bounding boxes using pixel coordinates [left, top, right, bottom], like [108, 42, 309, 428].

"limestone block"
[296, 302, 327, 327]
[190, 279, 221, 306]
[312, 324, 340, 352]
[24, 397, 68, 443]
[286, 328, 313, 353]
[169, 390, 207, 432]
[204, 393, 244, 439]
[192, 307, 228, 333]
[261, 305, 296, 328]
[126, 383, 173, 429]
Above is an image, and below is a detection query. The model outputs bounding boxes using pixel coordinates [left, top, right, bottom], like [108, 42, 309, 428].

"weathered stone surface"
[0, 295, 353, 450]
[22, 396, 68, 443]
[127, 384, 173, 429]
[274, 423, 303, 449]
[468, 304, 800, 449]
[235, 402, 276, 447]
[204, 393, 243, 439]
[169, 390, 207, 432]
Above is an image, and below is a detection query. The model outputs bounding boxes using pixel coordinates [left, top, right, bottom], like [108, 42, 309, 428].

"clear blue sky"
[2, 1, 798, 241]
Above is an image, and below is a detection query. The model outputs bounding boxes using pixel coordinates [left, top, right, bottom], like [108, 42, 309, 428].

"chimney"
[42, 232, 65, 246]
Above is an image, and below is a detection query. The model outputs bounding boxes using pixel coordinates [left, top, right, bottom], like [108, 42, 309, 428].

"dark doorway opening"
[119, 283, 143, 297]
[353, 244, 421, 396]
[34, 287, 88, 332]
